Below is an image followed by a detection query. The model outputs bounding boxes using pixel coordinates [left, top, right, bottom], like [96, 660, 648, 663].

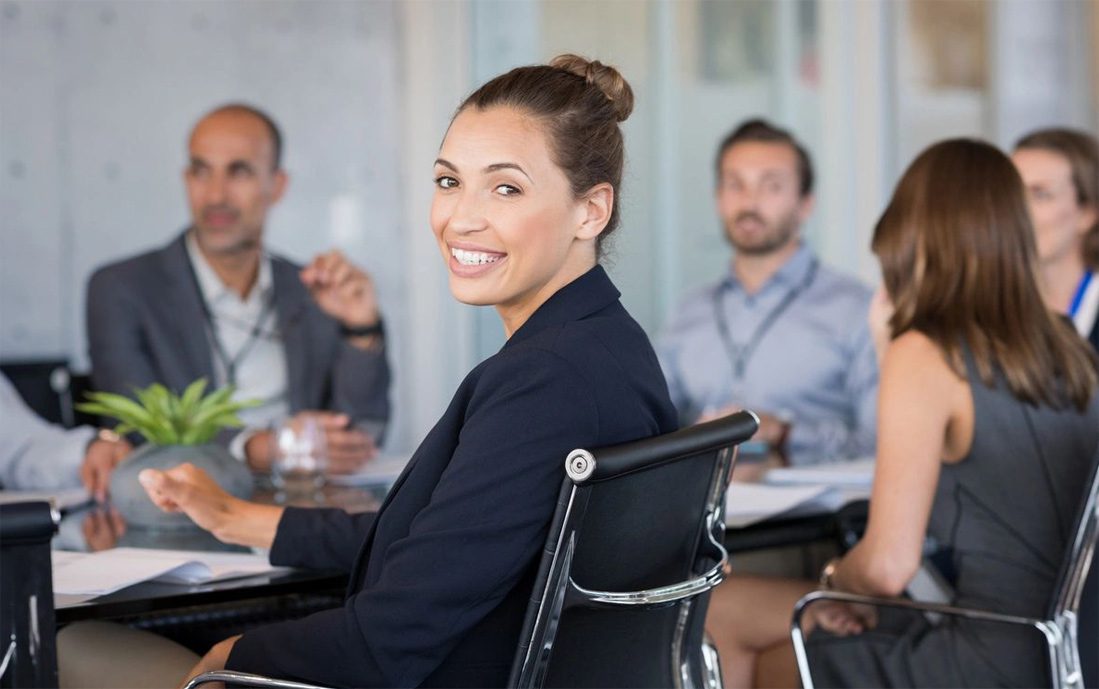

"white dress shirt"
[185, 234, 290, 451]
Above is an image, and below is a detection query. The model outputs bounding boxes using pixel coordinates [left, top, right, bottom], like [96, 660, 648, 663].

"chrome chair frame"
[185, 412, 758, 689]
[790, 448, 1099, 689]
[510, 411, 758, 689]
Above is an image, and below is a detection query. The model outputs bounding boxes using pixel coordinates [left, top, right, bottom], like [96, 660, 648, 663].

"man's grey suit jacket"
[86, 233, 391, 434]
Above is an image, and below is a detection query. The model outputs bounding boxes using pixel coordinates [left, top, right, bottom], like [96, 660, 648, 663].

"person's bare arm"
[830, 331, 969, 597]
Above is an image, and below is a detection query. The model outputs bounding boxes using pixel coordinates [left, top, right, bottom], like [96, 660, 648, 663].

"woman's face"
[1012, 148, 1092, 266]
[431, 106, 606, 334]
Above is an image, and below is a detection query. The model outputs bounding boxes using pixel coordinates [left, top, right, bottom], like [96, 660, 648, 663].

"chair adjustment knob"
[566, 449, 596, 482]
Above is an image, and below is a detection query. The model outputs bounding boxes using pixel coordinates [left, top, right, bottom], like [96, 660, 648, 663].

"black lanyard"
[712, 258, 819, 380]
[185, 253, 277, 387]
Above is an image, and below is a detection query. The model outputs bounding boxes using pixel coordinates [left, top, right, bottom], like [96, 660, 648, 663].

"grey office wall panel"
[0, 1, 70, 359]
[0, 0, 403, 382]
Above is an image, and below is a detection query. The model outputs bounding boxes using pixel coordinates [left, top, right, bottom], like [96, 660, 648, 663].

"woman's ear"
[575, 183, 614, 241]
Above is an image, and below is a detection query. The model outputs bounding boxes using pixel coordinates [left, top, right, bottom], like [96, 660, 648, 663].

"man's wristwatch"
[87, 428, 121, 452]
[340, 318, 385, 339]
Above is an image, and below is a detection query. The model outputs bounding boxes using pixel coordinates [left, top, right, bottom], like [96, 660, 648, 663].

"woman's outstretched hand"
[139, 463, 283, 550]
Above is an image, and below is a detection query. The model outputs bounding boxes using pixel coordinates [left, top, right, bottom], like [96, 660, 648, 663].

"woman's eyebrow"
[485, 162, 534, 184]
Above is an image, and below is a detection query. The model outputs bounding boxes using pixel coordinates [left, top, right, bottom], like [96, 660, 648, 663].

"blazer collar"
[505, 265, 621, 348]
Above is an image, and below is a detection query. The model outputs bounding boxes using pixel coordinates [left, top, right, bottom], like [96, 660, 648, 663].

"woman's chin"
[448, 280, 499, 307]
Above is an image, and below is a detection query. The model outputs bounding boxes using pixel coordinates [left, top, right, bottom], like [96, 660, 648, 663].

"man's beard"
[725, 209, 800, 256]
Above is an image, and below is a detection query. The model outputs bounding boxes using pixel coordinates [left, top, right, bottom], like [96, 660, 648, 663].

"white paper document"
[328, 454, 411, 487]
[724, 481, 869, 528]
[763, 458, 875, 488]
[52, 547, 285, 596]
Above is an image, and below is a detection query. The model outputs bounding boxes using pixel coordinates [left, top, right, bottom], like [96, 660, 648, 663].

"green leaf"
[179, 378, 208, 416]
[79, 380, 260, 447]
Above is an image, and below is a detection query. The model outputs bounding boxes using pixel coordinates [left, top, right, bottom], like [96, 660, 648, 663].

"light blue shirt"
[0, 374, 91, 489]
[657, 245, 878, 465]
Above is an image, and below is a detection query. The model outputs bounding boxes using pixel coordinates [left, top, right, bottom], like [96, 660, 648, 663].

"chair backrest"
[0, 501, 60, 688]
[1048, 447, 1099, 621]
[509, 411, 758, 689]
[0, 359, 75, 427]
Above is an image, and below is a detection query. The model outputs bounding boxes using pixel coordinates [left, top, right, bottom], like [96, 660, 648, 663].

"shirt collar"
[725, 243, 814, 293]
[184, 230, 272, 304]
[505, 265, 621, 348]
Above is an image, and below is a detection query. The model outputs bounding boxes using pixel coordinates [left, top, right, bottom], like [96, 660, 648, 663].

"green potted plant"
[79, 379, 258, 528]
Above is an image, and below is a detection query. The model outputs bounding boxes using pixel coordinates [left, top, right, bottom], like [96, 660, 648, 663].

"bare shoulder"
[885, 331, 955, 371]
[882, 331, 966, 395]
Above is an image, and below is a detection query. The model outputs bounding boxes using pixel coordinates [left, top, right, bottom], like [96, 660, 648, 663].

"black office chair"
[0, 359, 75, 427]
[183, 411, 760, 689]
[790, 446, 1099, 689]
[0, 501, 61, 689]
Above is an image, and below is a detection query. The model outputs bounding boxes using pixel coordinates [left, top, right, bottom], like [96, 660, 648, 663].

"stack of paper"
[763, 458, 875, 488]
[724, 459, 874, 528]
[52, 547, 286, 596]
[725, 483, 848, 528]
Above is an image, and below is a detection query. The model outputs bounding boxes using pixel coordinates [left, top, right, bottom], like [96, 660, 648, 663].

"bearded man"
[657, 119, 877, 465]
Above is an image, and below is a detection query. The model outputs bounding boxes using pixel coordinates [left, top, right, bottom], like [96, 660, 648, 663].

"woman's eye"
[435, 176, 459, 190]
[495, 184, 521, 197]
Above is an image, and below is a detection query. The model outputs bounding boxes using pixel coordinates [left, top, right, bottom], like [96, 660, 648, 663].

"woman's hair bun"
[550, 54, 634, 123]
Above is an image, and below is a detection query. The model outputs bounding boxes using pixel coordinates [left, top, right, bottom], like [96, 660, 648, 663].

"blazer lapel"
[160, 235, 216, 387]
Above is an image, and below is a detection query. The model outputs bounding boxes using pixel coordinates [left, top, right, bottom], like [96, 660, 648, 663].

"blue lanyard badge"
[1069, 271, 1093, 319]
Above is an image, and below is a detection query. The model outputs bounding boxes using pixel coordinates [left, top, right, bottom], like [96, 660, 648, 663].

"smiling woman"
[120, 55, 679, 689]
[430, 55, 633, 336]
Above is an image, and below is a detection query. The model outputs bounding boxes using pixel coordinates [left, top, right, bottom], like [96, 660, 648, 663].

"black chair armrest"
[0, 501, 60, 544]
[587, 411, 758, 482]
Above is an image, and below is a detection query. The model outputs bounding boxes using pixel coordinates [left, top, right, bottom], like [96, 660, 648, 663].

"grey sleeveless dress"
[806, 350, 1099, 687]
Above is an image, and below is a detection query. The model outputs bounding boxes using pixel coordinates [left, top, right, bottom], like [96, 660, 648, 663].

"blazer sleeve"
[268, 507, 376, 572]
[227, 348, 600, 687]
[86, 267, 160, 396]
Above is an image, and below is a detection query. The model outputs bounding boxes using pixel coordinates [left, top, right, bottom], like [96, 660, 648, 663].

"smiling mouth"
[451, 247, 504, 266]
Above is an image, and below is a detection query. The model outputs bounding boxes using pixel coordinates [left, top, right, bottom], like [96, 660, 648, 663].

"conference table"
[51, 457, 870, 629]
[53, 480, 383, 625]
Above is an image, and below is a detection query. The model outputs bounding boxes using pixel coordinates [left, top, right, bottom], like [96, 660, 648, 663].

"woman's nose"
[447, 192, 488, 234]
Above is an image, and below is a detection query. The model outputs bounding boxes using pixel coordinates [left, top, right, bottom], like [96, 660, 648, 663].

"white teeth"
[451, 247, 502, 266]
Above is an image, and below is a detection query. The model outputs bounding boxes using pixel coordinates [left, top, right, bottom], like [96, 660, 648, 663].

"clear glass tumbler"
[271, 416, 328, 501]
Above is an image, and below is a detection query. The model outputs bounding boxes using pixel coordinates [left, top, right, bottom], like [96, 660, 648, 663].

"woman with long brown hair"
[707, 138, 1099, 687]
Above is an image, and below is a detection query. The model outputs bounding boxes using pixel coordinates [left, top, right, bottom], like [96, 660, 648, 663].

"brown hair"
[458, 54, 634, 255]
[873, 138, 1097, 410]
[714, 118, 814, 197]
[1015, 127, 1099, 268]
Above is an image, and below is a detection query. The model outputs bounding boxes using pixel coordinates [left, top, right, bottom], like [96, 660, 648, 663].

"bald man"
[86, 104, 391, 473]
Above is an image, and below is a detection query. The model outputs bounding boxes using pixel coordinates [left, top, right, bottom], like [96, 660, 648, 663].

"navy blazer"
[226, 266, 678, 687]
[86, 232, 390, 428]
